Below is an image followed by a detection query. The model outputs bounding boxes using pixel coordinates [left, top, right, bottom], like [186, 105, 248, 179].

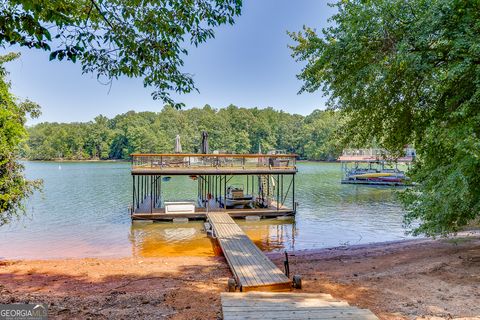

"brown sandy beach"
[1, 234, 479, 320]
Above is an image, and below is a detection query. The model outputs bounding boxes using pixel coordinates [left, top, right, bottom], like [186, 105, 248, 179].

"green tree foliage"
[0, 0, 242, 222]
[0, 0, 242, 106]
[0, 52, 41, 225]
[24, 106, 342, 161]
[289, 0, 480, 235]
[302, 110, 342, 161]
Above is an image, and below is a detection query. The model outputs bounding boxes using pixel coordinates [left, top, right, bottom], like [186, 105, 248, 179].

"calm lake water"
[0, 161, 413, 259]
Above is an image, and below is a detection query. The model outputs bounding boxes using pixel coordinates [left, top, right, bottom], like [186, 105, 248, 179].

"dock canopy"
[338, 148, 414, 163]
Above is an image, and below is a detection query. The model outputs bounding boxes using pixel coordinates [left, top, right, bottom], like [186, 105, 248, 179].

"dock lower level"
[131, 196, 294, 221]
[207, 211, 292, 292]
[132, 208, 294, 221]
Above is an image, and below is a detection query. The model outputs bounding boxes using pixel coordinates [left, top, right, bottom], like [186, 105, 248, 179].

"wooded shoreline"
[20, 158, 129, 163]
[23, 106, 342, 162]
[20, 159, 338, 163]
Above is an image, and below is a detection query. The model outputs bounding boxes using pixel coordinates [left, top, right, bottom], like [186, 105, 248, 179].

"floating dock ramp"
[206, 211, 292, 292]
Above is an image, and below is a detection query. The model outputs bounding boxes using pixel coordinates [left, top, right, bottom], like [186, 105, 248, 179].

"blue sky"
[2, 0, 336, 124]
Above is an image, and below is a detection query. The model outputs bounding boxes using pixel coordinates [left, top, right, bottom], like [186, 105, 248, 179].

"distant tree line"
[22, 106, 343, 161]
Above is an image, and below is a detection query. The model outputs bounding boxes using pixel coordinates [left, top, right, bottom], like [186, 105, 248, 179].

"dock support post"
[292, 174, 296, 214]
[281, 174, 284, 207]
[267, 175, 270, 207]
[199, 176, 202, 205]
[203, 175, 206, 206]
[155, 175, 157, 208]
[216, 176, 219, 207]
[224, 175, 227, 210]
[208, 175, 211, 197]
[132, 175, 135, 213]
[216, 175, 219, 204]
[136, 175, 140, 208]
[277, 174, 280, 211]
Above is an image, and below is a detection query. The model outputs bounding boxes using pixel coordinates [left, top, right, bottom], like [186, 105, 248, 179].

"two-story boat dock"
[130, 153, 297, 221]
[130, 152, 300, 292]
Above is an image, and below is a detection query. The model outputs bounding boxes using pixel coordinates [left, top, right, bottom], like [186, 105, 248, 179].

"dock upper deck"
[130, 153, 298, 218]
[131, 153, 297, 175]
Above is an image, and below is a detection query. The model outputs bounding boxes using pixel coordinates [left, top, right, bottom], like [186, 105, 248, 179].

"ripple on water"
[0, 161, 414, 259]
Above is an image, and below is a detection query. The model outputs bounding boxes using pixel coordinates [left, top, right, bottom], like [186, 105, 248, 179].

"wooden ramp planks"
[221, 292, 379, 320]
[207, 212, 291, 291]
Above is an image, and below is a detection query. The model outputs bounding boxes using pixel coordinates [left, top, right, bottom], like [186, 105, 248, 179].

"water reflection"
[238, 219, 296, 252]
[129, 219, 297, 257]
[130, 222, 217, 257]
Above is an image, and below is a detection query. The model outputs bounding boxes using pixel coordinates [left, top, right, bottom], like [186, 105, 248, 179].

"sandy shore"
[1, 234, 479, 320]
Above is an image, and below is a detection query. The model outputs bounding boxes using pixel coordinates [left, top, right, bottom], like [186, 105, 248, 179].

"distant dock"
[338, 148, 414, 186]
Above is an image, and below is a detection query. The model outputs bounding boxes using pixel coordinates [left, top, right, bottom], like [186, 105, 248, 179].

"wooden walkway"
[221, 292, 379, 320]
[207, 212, 292, 292]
